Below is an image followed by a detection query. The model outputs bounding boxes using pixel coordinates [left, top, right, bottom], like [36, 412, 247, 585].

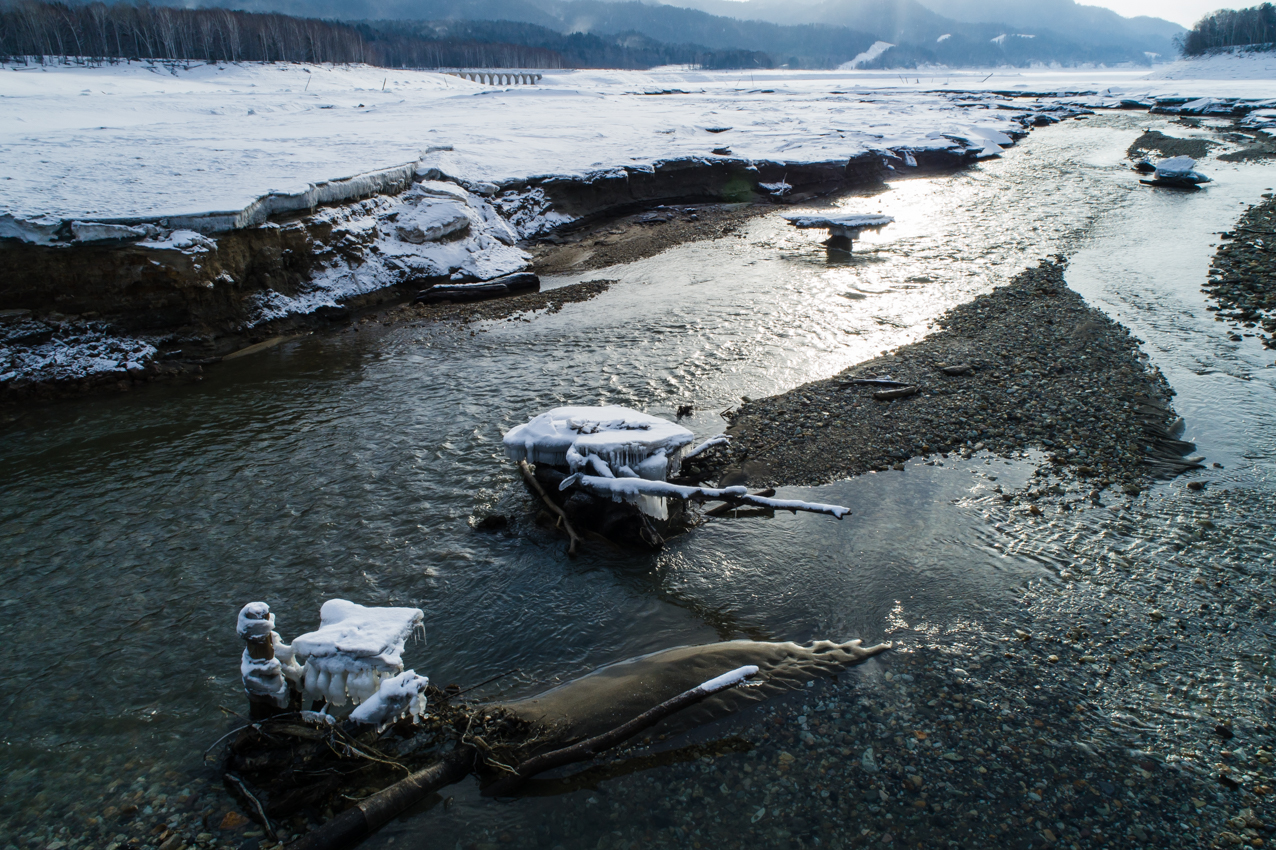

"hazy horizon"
[705, 0, 1236, 28]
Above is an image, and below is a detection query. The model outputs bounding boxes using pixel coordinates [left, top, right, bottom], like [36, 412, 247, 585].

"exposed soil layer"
[699, 260, 1197, 495]
[1207, 196, 1276, 347]
[0, 148, 980, 410]
[530, 203, 771, 275]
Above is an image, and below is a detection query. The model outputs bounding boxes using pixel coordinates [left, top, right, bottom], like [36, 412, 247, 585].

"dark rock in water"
[711, 147, 732, 156]
[1133, 160, 1157, 174]
[676, 404, 694, 419]
[474, 514, 509, 532]
[416, 272, 540, 304]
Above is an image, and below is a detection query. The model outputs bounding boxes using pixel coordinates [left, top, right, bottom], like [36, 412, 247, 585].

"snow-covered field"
[2, 55, 1273, 231]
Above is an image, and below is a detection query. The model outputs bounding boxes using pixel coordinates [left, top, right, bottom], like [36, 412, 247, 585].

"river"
[2, 111, 1272, 849]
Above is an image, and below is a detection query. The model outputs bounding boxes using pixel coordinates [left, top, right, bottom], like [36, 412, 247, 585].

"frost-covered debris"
[348, 670, 430, 731]
[248, 179, 529, 324]
[291, 599, 425, 708]
[504, 405, 849, 522]
[237, 602, 304, 709]
[683, 434, 731, 461]
[0, 316, 158, 385]
[504, 405, 698, 519]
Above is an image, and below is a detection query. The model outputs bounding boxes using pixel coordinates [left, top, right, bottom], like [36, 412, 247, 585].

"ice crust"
[785, 213, 895, 238]
[291, 599, 425, 708]
[237, 602, 304, 708]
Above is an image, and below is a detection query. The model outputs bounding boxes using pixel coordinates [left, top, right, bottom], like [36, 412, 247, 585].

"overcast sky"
[707, 0, 1231, 28]
[1089, 0, 1228, 27]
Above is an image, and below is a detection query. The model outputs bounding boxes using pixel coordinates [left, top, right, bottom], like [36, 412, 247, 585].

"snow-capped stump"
[502, 405, 848, 552]
[291, 599, 425, 709]
[1141, 155, 1212, 189]
[784, 213, 894, 252]
[238, 601, 304, 716]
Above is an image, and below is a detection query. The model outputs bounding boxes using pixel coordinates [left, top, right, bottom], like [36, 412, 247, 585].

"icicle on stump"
[502, 405, 850, 551]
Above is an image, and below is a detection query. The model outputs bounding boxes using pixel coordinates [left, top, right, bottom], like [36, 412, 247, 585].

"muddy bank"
[1207, 195, 1276, 347]
[701, 260, 1197, 495]
[530, 203, 772, 276]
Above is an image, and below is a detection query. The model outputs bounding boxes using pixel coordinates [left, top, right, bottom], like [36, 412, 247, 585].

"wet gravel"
[449, 484, 1275, 850]
[1127, 130, 1219, 162]
[1206, 196, 1276, 348]
[708, 260, 1191, 497]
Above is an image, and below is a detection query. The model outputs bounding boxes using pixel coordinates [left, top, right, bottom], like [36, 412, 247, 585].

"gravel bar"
[1207, 196, 1276, 348]
[703, 259, 1199, 496]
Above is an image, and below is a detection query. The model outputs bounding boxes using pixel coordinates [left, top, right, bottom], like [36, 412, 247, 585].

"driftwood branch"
[519, 459, 582, 555]
[482, 665, 759, 798]
[704, 488, 776, 517]
[288, 747, 474, 850]
[561, 474, 851, 520]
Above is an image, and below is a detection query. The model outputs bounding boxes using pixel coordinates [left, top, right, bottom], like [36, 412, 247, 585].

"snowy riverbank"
[1, 56, 1274, 401]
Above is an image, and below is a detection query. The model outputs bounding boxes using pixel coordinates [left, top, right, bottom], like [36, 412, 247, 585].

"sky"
[1088, 0, 1231, 27]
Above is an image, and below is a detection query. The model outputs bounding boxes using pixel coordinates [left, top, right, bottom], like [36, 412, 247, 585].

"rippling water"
[1, 112, 1272, 845]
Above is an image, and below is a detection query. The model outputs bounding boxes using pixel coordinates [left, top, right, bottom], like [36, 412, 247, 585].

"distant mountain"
[183, 0, 1184, 67]
[657, 0, 1183, 64]
[191, 0, 879, 67]
[912, 0, 1183, 56]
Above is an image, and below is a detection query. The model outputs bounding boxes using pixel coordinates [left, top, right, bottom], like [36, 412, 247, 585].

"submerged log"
[482, 665, 758, 797]
[288, 666, 758, 849]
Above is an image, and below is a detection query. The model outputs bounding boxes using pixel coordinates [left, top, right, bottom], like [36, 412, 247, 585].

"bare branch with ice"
[560, 473, 851, 519]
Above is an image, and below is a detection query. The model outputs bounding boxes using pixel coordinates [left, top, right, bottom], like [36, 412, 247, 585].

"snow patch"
[839, 41, 895, 70]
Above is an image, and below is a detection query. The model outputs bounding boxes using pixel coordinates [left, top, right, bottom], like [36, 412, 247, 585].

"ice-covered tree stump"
[784, 213, 894, 253]
[236, 600, 430, 729]
[502, 405, 849, 550]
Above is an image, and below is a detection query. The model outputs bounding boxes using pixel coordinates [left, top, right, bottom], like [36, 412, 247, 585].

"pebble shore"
[1206, 195, 1276, 349]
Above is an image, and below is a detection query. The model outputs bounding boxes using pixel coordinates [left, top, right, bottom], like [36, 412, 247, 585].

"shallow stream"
[2, 113, 1273, 849]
